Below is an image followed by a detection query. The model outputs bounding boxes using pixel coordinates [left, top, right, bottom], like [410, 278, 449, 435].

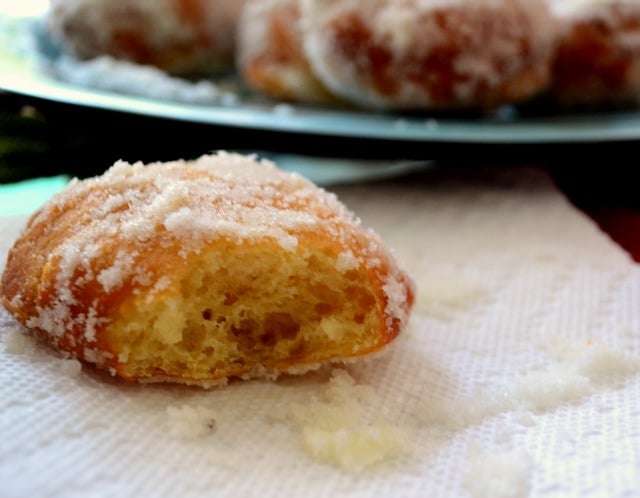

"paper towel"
[1, 166, 638, 498]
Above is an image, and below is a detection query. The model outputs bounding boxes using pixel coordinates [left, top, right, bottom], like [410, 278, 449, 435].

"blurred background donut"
[47, 0, 247, 75]
[547, 0, 640, 106]
[45, 0, 640, 111]
[237, 0, 338, 105]
[299, 0, 559, 111]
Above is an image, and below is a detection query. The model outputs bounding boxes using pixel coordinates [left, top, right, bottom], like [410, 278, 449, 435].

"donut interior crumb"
[110, 243, 381, 382]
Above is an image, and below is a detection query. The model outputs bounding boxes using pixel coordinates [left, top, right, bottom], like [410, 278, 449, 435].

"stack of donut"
[47, 0, 640, 110]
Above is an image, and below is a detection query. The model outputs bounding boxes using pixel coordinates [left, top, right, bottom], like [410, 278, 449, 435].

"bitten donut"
[237, 0, 337, 105]
[0, 152, 414, 388]
[547, 0, 640, 106]
[47, 0, 247, 75]
[300, 0, 559, 110]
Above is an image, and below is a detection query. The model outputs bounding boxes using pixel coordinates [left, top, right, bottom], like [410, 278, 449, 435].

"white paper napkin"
[1, 165, 638, 498]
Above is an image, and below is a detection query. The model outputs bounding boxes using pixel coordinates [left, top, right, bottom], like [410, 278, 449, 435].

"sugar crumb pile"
[504, 339, 640, 413]
[463, 445, 534, 498]
[2, 327, 33, 355]
[273, 369, 410, 472]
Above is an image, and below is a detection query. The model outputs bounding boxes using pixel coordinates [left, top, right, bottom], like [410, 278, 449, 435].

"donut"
[299, 0, 559, 111]
[237, 0, 337, 105]
[0, 152, 414, 387]
[238, 0, 559, 110]
[547, 0, 640, 106]
[47, 0, 247, 75]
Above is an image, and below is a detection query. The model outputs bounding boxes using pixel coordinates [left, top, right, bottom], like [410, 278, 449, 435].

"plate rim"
[3, 9, 640, 144]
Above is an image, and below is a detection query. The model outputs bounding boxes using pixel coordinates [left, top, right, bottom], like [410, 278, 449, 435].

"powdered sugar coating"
[547, 0, 640, 20]
[62, 153, 355, 258]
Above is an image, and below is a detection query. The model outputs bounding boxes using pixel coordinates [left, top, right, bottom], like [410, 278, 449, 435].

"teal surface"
[0, 175, 69, 216]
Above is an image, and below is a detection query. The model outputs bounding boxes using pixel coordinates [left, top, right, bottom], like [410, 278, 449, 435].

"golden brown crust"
[1, 152, 414, 386]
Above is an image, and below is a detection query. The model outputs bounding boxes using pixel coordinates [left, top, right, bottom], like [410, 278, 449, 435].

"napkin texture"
[1, 166, 639, 498]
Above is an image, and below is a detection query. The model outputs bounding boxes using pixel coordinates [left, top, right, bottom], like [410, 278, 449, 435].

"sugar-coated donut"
[47, 0, 247, 75]
[547, 0, 640, 106]
[0, 152, 414, 388]
[237, 0, 338, 104]
[299, 0, 558, 110]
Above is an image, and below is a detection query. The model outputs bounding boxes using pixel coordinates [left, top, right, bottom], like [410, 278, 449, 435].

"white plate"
[3, 4, 640, 144]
